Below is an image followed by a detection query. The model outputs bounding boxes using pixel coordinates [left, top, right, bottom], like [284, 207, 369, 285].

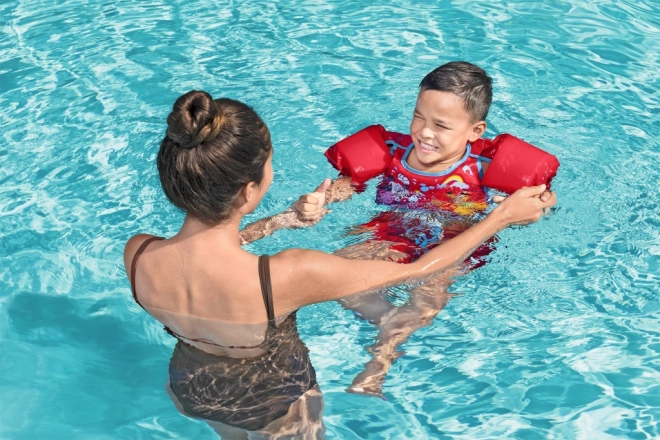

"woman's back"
[167, 312, 319, 432]
[127, 233, 290, 354]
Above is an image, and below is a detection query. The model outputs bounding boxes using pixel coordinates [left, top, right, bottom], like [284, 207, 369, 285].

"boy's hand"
[291, 178, 332, 222]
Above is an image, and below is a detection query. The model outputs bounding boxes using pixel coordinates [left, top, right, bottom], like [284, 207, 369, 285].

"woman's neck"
[175, 214, 243, 249]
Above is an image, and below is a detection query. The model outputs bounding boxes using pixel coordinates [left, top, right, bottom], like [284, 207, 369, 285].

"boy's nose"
[420, 127, 434, 139]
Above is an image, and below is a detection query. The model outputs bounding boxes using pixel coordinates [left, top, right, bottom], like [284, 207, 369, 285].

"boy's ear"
[468, 121, 487, 143]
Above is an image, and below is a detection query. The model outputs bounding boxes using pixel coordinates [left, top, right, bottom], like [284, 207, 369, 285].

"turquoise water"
[1, 0, 659, 438]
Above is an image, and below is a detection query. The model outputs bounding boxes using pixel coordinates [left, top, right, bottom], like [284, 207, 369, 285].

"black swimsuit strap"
[130, 236, 165, 309]
[258, 255, 276, 323]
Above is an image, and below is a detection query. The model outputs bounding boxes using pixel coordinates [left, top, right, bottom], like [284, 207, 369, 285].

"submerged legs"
[335, 240, 461, 398]
[346, 275, 455, 398]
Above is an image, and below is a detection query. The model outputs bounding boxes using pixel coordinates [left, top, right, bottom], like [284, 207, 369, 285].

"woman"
[124, 90, 555, 435]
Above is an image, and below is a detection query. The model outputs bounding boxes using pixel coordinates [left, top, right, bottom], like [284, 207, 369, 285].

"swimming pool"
[1, 0, 659, 437]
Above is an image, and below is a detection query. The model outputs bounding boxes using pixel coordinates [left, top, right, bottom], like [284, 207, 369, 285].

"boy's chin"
[410, 157, 449, 173]
[412, 149, 446, 167]
[411, 145, 468, 170]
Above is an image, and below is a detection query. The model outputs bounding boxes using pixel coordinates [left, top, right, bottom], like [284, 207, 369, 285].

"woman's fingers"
[299, 194, 320, 206]
[293, 186, 332, 220]
[300, 204, 323, 219]
[291, 178, 334, 222]
[496, 185, 557, 226]
[297, 204, 321, 219]
[540, 190, 553, 203]
[519, 184, 546, 198]
[540, 190, 557, 208]
[494, 185, 552, 205]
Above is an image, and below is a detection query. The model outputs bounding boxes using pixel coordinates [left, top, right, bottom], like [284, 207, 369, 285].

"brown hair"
[157, 90, 272, 223]
[419, 61, 493, 123]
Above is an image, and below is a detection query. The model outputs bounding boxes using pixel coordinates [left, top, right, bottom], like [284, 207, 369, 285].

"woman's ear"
[244, 181, 259, 204]
[235, 181, 258, 214]
[468, 121, 487, 143]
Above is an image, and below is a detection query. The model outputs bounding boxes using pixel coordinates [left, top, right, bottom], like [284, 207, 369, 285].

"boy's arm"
[325, 176, 356, 204]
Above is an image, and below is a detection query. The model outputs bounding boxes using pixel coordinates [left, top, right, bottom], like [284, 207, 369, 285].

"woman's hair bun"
[158, 90, 272, 223]
[166, 90, 225, 149]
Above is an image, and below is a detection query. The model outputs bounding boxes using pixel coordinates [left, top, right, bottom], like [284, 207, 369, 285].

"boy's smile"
[407, 89, 486, 174]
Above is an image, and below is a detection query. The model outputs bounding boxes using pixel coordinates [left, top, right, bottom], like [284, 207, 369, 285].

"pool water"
[1, 0, 659, 438]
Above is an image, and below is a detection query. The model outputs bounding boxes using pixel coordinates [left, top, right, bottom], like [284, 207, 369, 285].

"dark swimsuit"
[130, 236, 317, 431]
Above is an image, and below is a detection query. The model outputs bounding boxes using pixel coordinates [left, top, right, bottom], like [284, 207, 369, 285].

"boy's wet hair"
[419, 61, 493, 123]
[158, 90, 272, 224]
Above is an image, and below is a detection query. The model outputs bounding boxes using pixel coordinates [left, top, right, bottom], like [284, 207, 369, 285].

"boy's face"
[408, 89, 486, 173]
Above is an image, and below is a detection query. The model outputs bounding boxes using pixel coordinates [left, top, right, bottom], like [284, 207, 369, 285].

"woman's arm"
[239, 209, 307, 245]
[270, 185, 556, 315]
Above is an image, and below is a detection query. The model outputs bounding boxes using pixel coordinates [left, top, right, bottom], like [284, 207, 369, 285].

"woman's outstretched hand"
[492, 184, 557, 226]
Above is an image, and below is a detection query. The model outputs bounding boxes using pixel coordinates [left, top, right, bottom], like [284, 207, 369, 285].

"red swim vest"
[375, 134, 492, 212]
[324, 125, 560, 198]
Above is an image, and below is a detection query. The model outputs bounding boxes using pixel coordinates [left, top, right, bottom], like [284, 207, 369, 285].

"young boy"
[368, 60, 494, 212]
[298, 60, 557, 237]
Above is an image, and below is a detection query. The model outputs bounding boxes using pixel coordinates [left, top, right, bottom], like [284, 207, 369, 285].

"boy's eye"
[435, 124, 448, 129]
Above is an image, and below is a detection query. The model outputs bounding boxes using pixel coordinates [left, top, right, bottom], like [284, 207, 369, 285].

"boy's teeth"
[421, 142, 436, 150]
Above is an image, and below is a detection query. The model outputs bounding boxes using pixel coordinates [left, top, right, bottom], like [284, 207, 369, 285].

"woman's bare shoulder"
[123, 234, 160, 281]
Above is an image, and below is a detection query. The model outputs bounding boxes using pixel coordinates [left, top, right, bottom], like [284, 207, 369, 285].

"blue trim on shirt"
[401, 144, 472, 177]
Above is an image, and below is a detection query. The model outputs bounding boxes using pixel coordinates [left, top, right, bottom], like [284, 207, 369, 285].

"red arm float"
[477, 134, 560, 194]
[324, 125, 393, 184]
